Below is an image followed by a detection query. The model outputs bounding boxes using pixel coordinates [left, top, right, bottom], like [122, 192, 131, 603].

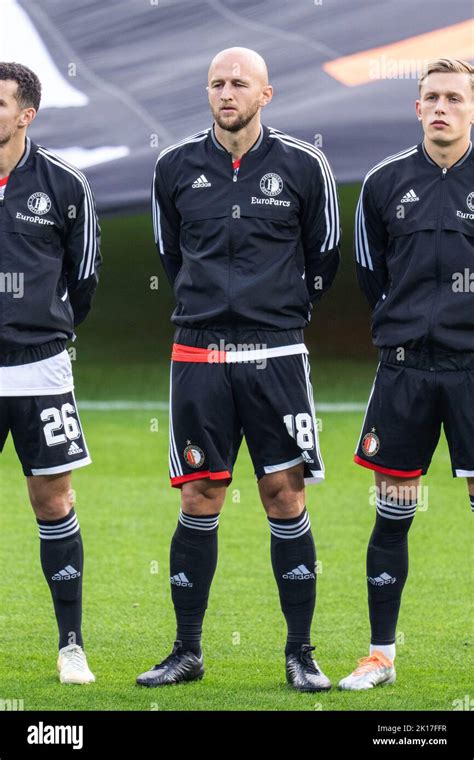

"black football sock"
[170, 509, 219, 656]
[470, 495, 474, 514]
[37, 508, 84, 650]
[267, 508, 316, 656]
[367, 494, 417, 646]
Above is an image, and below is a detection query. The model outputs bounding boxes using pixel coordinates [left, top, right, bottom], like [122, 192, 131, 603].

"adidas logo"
[368, 572, 396, 586]
[301, 451, 314, 464]
[52, 565, 81, 581]
[68, 441, 83, 456]
[283, 564, 315, 580]
[191, 174, 211, 188]
[170, 572, 193, 587]
[400, 189, 419, 203]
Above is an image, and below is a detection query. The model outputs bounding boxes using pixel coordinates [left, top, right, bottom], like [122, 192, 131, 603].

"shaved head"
[207, 47, 272, 135]
[208, 47, 269, 87]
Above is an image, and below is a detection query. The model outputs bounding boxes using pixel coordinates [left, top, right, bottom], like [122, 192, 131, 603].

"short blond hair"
[418, 58, 474, 94]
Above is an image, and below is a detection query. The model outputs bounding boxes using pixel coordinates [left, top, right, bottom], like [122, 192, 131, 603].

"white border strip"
[76, 400, 366, 412]
[263, 455, 303, 474]
[31, 456, 92, 476]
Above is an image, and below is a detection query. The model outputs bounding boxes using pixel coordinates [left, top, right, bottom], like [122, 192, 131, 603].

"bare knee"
[373, 472, 421, 526]
[259, 464, 305, 518]
[374, 472, 421, 503]
[181, 478, 227, 515]
[27, 474, 74, 521]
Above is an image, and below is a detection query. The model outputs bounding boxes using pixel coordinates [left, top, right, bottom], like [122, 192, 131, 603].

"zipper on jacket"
[227, 155, 243, 334]
[0, 174, 8, 341]
[0, 173, 10, 207]
[426, 166, 447, 367]
[232, 156, 241, 182]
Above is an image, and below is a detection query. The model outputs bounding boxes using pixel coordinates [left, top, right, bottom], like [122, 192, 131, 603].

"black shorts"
[0, 391, 91, 477]
[355, 350, 474, 478]
[168, 328, 324, 488]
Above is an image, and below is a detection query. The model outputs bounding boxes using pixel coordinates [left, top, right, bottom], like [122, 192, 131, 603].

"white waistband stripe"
[221, 343, 308, 363]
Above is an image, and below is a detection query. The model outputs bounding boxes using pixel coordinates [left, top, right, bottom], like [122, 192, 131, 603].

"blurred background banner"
[1, 0, 472, 366]
[1, 0, 471, 213]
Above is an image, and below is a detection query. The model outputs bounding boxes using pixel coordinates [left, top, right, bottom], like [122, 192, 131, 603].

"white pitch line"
[318, 403, 365, 412]
[79, 401, 168, 411]
[78, 400, 366, 412]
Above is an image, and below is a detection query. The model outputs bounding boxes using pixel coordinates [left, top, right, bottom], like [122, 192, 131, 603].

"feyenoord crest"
[466, 192, 474, 213]
[362, 429, 380, 457]
[27, 192, 51, 215]
[259, 172, 283, 197]
[183, 441, 205, 468]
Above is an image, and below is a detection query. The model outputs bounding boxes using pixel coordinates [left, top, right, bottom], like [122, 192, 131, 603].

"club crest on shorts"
[183, 441, 205, 468]
[362, 429, 380, 457]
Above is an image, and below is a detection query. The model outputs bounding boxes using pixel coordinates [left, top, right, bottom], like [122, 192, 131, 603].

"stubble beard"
[0, 124, 17, 147]
[213, 101, 261, 133]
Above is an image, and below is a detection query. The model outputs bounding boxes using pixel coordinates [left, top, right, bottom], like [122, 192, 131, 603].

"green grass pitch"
[0, 359, 471, 711]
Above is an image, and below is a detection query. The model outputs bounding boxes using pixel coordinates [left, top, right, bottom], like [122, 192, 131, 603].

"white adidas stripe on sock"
[179, 509, 219, 531]
[268, 510, 311, 539]
[376, 497, 417, 520]
[38, 512, 80, 540]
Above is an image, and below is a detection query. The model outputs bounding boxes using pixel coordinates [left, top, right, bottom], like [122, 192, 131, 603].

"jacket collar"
[12, 137, 40, 172]
[209, 123, 270, 158]
[420, 140, 472, 169]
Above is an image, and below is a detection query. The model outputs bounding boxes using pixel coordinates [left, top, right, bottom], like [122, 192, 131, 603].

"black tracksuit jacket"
[152, 124, 340, 334]
[355, 141, 474, 353]
[0, 137, 101, 365]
